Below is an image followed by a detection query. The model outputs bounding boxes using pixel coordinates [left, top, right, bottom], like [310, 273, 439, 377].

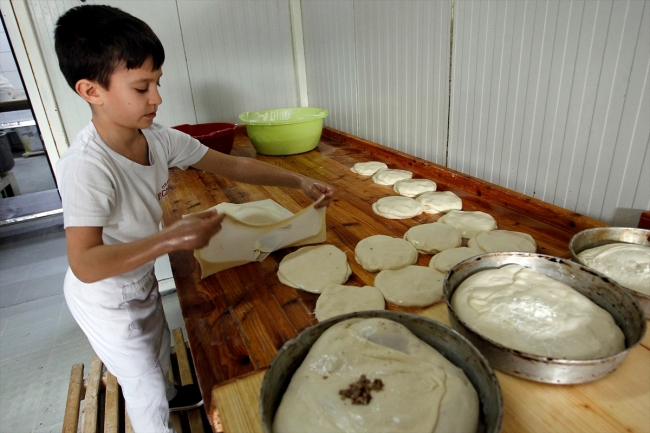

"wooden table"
[160, 127, 650, 433]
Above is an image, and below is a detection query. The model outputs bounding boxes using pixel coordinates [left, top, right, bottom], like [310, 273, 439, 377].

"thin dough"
[429, 247, 483, 274]
[192, 198, 326, 278]
[577, 243, 650, 295]
[451, 264, 625, 360]
[468, 230, 537, 253]
[438, 210, 497, 238]
[355, 235, 419, 272]
[372, 196, 423, 219]
[417, 191, 463, 214]
[314, 284, 385, 322]
[393, 179, 437, 197]
[372, 169, 413, 186]
[374, 265, 446, 307]
[350, 161, 388, 176]
[273, 318, 480, 433]
[404, 222, 462, 254]
[278, 245, 352, 293]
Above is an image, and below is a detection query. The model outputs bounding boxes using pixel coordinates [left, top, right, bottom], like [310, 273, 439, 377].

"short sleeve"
[56, 155, 115, 228]
[154, 125, 208, 169]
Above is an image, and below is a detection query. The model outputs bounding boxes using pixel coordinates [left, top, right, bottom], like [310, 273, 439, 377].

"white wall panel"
[449, 0, 649, 226]
[302, 0, 452, 164]
[177, 0, 298, 124]
[302, 1, 358, 135]
[26, 0, 196, 143]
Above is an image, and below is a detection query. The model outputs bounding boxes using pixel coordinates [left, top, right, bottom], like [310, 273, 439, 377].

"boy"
[53, 5, 334, 432]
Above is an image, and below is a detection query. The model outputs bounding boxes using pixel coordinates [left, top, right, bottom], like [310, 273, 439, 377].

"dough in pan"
[278, 245, 352, 294]
[577, 243, 650, 295]
[355, 235, 419, 272]
[314, 284, 386, 322]
[451, 264, 625, 360]
[404, 222, 462, 254]
[372, 169, 413, 185]
[273, 318, 480, 433]
[374, 265, 446, 307]
[438, 210, 497, 238]
[350, 161, 388, 175]
[372, 196, 423, 219]
[417, 191, 463, 214]
[393, 179, 437, 197]
[468, 230, 537, 253]
[429, 247, 483, 274]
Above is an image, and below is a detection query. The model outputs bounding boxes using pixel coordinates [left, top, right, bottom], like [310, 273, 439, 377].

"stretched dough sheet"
[187, 197, 327, 278]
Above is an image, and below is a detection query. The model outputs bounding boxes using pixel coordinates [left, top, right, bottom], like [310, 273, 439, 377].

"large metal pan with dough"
[569, 227, 650, 319]
[259, 310, 503, 433]
[444, 252, 646, 384]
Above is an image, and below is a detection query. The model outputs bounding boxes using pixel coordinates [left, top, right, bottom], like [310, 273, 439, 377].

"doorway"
[0, 13, 61, 225]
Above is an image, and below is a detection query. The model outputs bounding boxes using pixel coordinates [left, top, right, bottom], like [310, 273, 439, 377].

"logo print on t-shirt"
[158, 181, 170, 201]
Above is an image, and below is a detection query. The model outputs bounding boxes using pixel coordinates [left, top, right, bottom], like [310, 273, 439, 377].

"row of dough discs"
[276, 161, 538, 322]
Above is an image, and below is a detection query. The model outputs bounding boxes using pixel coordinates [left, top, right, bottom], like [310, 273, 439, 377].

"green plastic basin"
[238, 107, 328, 156]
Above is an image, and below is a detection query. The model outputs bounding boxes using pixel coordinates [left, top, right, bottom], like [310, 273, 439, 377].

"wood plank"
[172, 328, 205, 433]
[62, 363, 84, 433]
[167, 356, 184, 433]
[83, 356, 103, 433]
[212, 371, 265, 433]
[103, 372, 119, 433]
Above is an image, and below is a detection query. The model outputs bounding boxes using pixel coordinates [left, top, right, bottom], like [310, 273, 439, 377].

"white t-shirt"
[56, 121, 208, 282]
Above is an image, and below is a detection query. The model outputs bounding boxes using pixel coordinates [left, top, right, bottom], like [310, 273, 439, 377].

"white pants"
[64, 267, 178, 433]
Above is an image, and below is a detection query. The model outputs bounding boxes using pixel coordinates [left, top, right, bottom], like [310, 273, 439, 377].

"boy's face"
[95, 57, 163, 130]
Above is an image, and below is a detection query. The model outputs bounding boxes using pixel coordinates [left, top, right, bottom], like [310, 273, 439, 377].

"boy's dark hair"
[54, 5, 165, 90]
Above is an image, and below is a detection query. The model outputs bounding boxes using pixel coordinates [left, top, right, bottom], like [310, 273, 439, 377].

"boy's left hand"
[300, 178, 335, 208]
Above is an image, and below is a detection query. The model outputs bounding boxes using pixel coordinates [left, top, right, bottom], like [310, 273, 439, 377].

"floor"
[0, 215, 186, 433]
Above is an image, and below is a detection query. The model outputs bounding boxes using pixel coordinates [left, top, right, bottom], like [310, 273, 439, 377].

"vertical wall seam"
[446, 0, 455, 168]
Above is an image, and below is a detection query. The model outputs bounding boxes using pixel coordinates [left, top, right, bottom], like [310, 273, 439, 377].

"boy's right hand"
[165, 210, 225, 251]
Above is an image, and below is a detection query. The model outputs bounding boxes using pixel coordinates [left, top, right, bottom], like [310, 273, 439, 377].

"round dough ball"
[577, 243, 650, 295]
[438, 210, 497, 238]
[372, 196, 423, 219]
[417, 191, 463, 214]
[404, 222, 462, 254]
[451, 264, 625, 360]
[278, 245, 352, 293]
[374, 265, 446, 307]
[372, 169, 413, 185]
[393, 179, 437, 197]
[355, 235, 419, 272]
[429, 247, 483, 273]
[314, 284, 385, 322]
[350, 161, 388, 175]
[468, 230, 537, 253]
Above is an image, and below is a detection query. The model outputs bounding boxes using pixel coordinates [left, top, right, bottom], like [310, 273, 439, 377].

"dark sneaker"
[168, 384, 203, 412]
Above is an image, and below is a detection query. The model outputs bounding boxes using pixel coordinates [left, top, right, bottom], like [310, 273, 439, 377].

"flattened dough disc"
[468, 230, 537, 253]
[355, 235, 419, 272]
[417, 191, 463, 214]
[278, 244, 352, 294]
[393, 179, 437, 197]
[404, 222, 462, 254]
[372, 196, 423, 219]
[372, 169, 413, 185]
[350, 161, 388, 175]
[314, 284, 385, 322]
[429, 247, 483, 273]
[438, 210, 497, 238]
[374, 265, 446, 307]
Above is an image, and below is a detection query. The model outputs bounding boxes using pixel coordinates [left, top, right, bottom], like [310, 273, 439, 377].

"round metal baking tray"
[444, 252, 646, 384]
[569, 227, 650, 319]
[259, 310, 503, 433]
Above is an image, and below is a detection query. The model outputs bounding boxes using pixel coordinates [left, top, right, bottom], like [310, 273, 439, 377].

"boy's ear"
[75, 79, 104, 105]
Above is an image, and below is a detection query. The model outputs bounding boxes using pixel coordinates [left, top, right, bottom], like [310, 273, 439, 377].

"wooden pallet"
[62, 328, 215, 433]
